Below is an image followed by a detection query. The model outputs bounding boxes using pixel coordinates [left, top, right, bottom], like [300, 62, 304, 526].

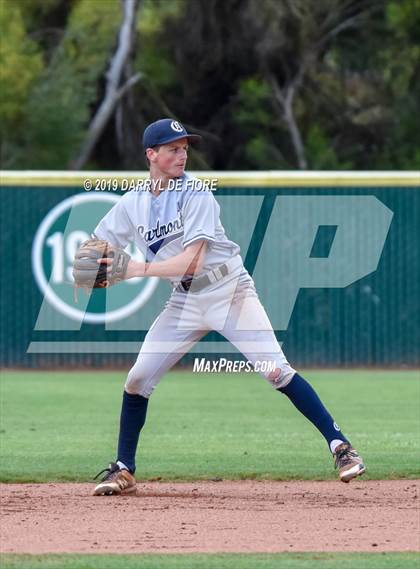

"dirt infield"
[1, 480, 419, 554]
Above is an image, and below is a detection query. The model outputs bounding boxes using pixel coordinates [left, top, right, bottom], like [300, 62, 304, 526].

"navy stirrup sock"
[278, 373, 349, 451]
[117, 391, 149, 473]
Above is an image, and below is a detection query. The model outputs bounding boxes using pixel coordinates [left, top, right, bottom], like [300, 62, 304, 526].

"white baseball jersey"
[94, 173, 241, 286]
[94, 172, 296, 397]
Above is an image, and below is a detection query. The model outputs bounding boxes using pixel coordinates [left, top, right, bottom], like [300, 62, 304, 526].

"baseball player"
[90, 118, 365, 495]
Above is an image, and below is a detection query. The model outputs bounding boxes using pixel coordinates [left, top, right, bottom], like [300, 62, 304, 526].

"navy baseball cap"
[143, 118, 201, 149]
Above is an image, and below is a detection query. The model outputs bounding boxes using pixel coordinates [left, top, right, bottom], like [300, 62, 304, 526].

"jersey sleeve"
[182, 189, 218, 248]
[93, 197, 134, 248]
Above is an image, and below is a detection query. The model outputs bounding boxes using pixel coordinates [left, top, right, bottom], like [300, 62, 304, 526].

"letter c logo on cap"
[171, 121, 184, 133]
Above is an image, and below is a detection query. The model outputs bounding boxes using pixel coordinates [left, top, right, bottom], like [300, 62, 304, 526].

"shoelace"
[334, 446, 357, 469]
[93, 464, 119, 482]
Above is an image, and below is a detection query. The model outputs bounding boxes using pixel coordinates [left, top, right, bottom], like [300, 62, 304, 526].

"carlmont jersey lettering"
[94, 173, 240, 285]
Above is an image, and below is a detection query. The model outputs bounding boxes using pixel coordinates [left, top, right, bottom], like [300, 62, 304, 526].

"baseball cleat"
[334, 443, 366, 483]
[93, 462, 137, 496]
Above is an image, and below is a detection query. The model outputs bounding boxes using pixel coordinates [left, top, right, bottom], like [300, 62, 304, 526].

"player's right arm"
[124, 239, 207, 279]
[124, 186, 215, 279]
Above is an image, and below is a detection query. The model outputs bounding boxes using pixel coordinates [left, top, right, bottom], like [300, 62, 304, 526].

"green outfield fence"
[0, 171, 419, 368]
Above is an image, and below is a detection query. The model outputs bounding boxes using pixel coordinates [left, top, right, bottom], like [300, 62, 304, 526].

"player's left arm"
[124, 239, 208, 279]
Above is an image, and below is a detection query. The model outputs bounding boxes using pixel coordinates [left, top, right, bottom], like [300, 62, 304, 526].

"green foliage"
[60, 0, 120, 87]
[383, 0, 420, 105]
[306, 124, 342, 169]
[25, 0, 121, 168]
[1, 370, 419, 482]
[1, 0, 419, 169]
[5, 0, 121, 168]
[233, 78, 288, 168]
[235, 78, 273, 129]
[17, 0, 61, 30]
[135, 0, 184, 92]
[139, 0, 186, 35]
[372, 0, 420, 169]
[387, 0, 420, 39]
[23, 64, 91, 168]
[243, 136, 288, 170]
[0, 1, 43, 130]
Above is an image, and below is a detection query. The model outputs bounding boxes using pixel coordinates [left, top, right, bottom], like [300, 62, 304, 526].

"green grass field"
[1, 552, 419, 569]
[1, 370, 419, 569]
[0, 370, 419, 482]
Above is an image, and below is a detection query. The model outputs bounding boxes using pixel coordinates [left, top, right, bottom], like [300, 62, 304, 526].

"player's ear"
[145, 148, 155, 163]
[146, 145, 161, 163]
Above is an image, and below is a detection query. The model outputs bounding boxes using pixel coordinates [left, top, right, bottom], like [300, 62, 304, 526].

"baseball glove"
[72, 238, 130, 293]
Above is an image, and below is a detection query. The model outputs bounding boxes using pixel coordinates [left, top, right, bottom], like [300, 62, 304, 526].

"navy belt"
[178, 263, 229, 293]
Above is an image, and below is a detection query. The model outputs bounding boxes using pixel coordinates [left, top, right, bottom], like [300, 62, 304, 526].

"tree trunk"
[71, 0, 142, 170]
[268, 73, 308, 170]
[282, 87, 308, 170]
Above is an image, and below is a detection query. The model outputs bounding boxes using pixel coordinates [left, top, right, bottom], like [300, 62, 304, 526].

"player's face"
[149, 138, 189, 178]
